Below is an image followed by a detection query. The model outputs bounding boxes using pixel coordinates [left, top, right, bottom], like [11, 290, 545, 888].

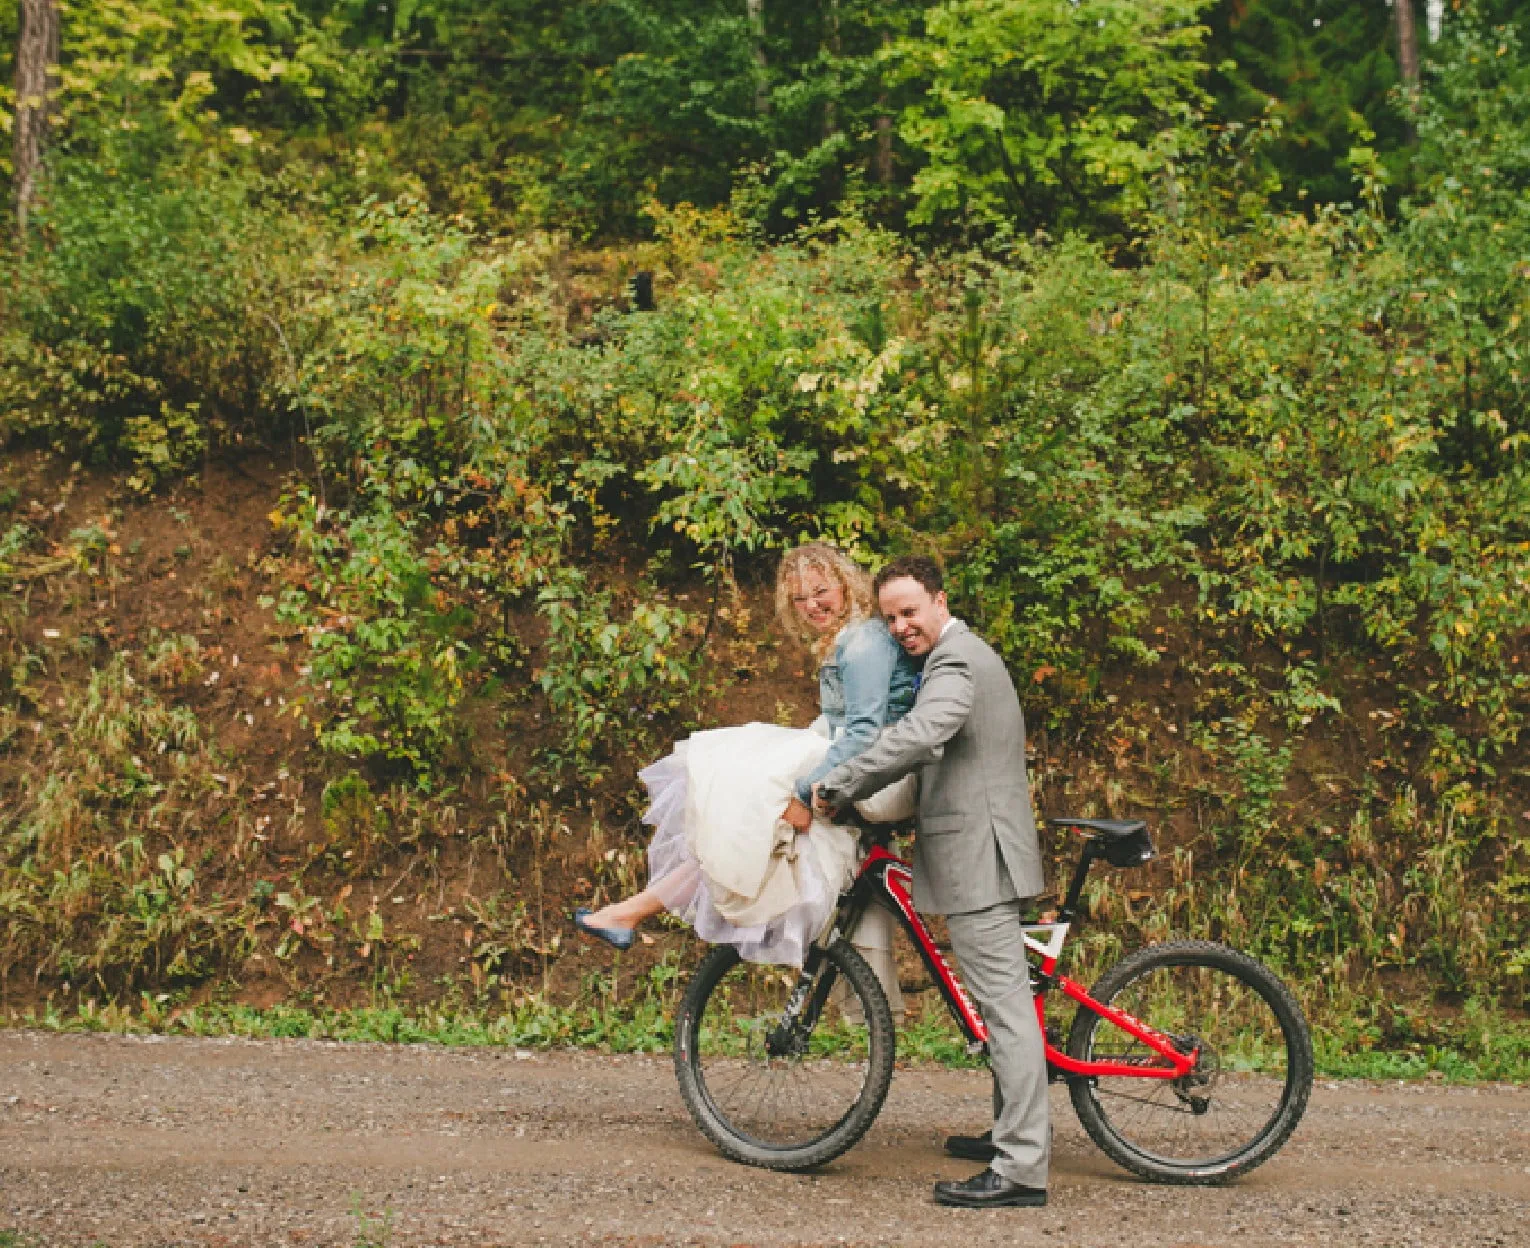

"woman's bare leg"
[580, 888, 666, 932]
[581, 859, 702, 933]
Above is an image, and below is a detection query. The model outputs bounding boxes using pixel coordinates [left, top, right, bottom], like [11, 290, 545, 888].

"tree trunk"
[746, 0, 769, 114]
[874, 32, 892, 186]
[822, 0, 840, 142]
[1395, 0, 1420, 92]
[873, 111, 893, 185]
[12, 0, 60, 235]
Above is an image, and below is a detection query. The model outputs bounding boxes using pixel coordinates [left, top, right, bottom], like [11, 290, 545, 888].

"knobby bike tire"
[1066, 939, 1314, 1184]
[673, 937, 896, 1172]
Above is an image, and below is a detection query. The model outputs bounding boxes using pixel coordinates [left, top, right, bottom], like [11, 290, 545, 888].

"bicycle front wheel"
[1067, 939, 1313, 1184]
[673, 937, 895, 1171]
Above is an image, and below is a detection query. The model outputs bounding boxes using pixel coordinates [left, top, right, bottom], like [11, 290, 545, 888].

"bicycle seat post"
[1048, 817, 1154, 926]
[1054, 834, 1101, 926]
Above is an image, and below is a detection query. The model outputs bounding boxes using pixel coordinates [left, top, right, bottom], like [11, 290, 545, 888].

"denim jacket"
[794, 617, 920, 804]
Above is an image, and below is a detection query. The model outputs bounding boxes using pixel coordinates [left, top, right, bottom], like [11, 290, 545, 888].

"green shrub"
[269, 489, 474, 779]
[0, 129, 301, 481]
[536, 568, 702, 780]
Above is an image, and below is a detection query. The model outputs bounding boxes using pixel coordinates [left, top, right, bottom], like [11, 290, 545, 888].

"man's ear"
[934, 590, 949, 612]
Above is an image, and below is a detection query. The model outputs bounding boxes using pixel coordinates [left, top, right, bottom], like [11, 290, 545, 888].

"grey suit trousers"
[945, 900, 1050, 1188]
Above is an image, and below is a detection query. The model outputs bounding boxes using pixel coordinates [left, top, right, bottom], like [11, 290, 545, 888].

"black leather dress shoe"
[933, 1168, 1047, 1209]
[944, 1129, 997, 1162]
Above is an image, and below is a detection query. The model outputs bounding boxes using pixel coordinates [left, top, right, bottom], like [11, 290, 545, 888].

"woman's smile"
[792, 579, 845, 632]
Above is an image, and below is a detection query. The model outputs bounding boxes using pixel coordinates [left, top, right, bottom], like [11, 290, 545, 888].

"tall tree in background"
[747, 0, 770, 114]
[1396, 0, 1421, 146]
[874, 30, 894, 186]
[12, 0, 58, 234]
[1396, 0, 1421, 92]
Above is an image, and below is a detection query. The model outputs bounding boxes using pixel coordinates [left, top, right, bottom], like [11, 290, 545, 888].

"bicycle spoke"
[674, 938, 896, 1171]
[692, 959, 871, 1148]
[1068, 942, 1311, 1181]
[1092, 1088, 1198, 1114]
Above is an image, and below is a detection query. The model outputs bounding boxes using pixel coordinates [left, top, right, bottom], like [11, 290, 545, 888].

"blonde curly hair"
[773, 543, 874, 661]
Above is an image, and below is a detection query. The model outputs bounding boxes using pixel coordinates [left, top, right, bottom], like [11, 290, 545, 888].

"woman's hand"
[782, 796, 813, 834]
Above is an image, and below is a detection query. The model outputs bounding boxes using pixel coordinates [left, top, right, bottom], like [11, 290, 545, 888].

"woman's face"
[789, 567, 846, 634]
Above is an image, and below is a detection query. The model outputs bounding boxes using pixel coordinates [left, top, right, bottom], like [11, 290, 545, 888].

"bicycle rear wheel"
[673, 937, 895, 1171]
[1067, 939, 1313, 1184]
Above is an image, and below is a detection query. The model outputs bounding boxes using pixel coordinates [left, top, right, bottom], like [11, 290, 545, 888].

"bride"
[573, 543, 918, 1000]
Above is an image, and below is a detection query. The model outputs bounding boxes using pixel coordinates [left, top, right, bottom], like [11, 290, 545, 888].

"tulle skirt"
[641, 724, 860, 966]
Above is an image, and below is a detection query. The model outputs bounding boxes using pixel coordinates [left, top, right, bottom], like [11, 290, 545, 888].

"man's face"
[878, 576, 950, 658]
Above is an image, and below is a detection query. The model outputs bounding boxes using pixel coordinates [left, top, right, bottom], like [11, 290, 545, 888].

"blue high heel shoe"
[572, 907, 636, 951]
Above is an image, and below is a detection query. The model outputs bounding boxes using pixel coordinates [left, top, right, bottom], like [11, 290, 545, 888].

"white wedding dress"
[643, 720, 915, 967]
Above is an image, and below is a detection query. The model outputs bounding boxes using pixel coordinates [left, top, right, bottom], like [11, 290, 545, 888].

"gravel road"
[1, 1030, 1526, 1247]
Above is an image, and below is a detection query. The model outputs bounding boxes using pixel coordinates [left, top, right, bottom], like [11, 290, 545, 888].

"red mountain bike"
[673, 818, 1314, 1183]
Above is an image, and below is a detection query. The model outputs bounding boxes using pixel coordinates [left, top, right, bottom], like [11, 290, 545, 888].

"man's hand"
[811, 784, 840, 821]
[781, 796, 813, 834]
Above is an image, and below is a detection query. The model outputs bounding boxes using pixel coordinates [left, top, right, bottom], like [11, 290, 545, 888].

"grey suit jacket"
[817, 620, 1044, 915]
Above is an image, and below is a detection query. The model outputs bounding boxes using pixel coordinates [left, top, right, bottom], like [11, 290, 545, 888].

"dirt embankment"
[0, 450, 823, 1013]
[2, 1030, 1527, 1247]
[3, 447, 1526, 1061]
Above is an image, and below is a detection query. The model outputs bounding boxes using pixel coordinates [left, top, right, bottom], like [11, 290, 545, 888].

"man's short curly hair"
[872, 554, 945, 599]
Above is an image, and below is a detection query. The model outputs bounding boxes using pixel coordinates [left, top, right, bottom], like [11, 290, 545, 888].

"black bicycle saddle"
[1047, 817, 1147, 838]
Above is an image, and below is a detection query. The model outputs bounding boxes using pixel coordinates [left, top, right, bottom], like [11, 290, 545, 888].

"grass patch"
[1313, 998, 1530, 1083]
[9, 993, 1528, 1083]
[0, 1233, 59, 1248]
[9, 995, 677, 1053]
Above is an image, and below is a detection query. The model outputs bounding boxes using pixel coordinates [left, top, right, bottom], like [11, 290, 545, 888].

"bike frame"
[828, 841, 1198, 1082]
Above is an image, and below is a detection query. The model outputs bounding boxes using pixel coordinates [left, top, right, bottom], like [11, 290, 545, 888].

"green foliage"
[8, 0, 1514, 242]
[3, 6, 1529, 1031]
[265, 207, 934, 780]
[270, 489, 473, 777]
[238, 136, 1526, 1003]
[2, 0, 1222, 239]
[349, 1197, 396, 1248]
[535, 569, 701, 779]
[318, 772, 387, 873]
[640, 432, 814, 567]
[121, 402, 208, 493]
[1203, 0, 1411, 206]
[896, 0, 1213, 236]
[1403, 18, 1530, 471]
[285, 197, 512, 475]
[0, 129, 299, 476]
[16, 985, 1530, 1084]
[48, 0, 373, 139]
[462, 891, 536, 991]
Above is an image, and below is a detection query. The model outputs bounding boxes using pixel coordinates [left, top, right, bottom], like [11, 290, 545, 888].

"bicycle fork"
[765, 945, 838, 1058]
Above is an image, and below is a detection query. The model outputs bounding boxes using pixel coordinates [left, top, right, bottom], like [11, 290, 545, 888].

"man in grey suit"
[814, 555, 1049, 1209]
